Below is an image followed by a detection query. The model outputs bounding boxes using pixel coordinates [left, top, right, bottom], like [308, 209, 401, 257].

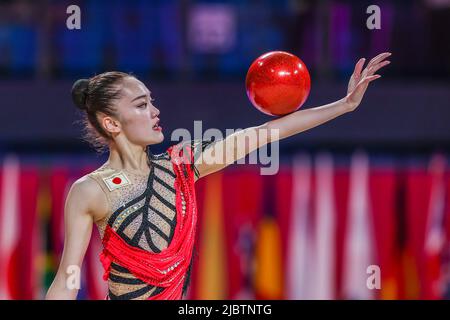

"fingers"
[354, 52, 391, 79]
[356, 74, 381, 89]
[364, 52, 391, 74]
[353, 75, 377, 96]
[360, 52, 391, 77]
[366, 52, 391, 69]
[353, 58, 366, 77]
[367, 60, 390, 76]
[365, 74, 381, 82]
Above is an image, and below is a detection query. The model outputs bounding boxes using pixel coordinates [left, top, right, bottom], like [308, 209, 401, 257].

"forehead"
[120, 77, 150, 99]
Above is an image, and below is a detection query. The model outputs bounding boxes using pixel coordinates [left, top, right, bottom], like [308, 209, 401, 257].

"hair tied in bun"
[71, 78, 90, 111]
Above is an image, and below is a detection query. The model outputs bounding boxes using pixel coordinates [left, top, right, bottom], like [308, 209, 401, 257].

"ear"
[99, 113, 121, 136]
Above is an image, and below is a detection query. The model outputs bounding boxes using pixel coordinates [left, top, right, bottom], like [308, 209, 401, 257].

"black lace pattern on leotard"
[105, 140, 213, 300]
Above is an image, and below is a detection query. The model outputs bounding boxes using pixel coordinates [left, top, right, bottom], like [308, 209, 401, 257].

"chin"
[147, 133, 164, 145]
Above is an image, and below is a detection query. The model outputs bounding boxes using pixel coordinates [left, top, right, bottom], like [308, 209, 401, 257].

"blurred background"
[0, 0, 449, 300]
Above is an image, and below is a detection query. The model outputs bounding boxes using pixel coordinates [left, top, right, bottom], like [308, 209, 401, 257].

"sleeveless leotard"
[87, 140, 213, 300]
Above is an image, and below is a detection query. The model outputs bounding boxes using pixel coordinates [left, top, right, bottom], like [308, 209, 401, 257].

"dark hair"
[71, 71, 134, 152]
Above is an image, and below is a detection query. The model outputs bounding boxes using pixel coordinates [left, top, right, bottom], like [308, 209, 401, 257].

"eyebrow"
[131, 94, 149, 102]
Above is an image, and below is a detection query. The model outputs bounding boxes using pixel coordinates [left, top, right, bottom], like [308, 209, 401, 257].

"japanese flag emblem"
[103, 172, 130, 191]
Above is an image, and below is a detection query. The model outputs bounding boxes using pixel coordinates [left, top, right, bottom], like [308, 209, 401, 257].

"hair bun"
[71, 79, 89, 111]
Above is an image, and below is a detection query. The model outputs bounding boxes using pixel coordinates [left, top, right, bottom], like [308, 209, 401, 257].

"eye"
[137, 103, 147, 109]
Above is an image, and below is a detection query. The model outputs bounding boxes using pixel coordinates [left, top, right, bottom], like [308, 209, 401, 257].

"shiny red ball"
[245, 51, 311, 116]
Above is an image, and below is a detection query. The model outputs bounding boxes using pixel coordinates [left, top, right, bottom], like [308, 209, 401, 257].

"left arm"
[194, 52, 391, 180]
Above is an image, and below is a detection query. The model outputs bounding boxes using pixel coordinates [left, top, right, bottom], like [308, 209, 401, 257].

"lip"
[152, 118, 162, 131]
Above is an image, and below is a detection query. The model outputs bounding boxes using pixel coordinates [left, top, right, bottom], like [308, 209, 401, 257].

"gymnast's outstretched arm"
[194, 52, 391, 180]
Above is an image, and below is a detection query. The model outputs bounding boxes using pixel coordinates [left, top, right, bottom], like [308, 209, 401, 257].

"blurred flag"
[0, 156, 21, 299]
[18, 166, 40, 299]
[222, 168, 262, 299]
[196, 172, 227, 299]
[286, 154, 314, 299]
[313, 152, 336, 299]
[369, 166, 399, 299]
[254, 175, 283, 300]
[442, 174, 450, 299]
[50, 168, 71, 262]
[233, 222, 256, 300]
[36, 169, 53, 298]
[37, 166, 72, 298]
[274, 167, 293, 300]
[342, 151, 375, 299]
[333, 167, 350, 299]
[402, 168, 431, 299]
[423, 154, 447, 299]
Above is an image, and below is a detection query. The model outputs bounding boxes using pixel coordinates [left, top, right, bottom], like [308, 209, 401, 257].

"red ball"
[245, 51, 311, 116]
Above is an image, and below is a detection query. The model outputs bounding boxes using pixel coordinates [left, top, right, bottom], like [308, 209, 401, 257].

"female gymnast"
[45, 52, 391, 300]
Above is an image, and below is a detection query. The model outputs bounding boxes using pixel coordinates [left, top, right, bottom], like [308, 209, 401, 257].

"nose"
[151, 106, 160, 118]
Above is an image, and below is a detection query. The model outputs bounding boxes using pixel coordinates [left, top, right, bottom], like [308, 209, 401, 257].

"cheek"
[123, 112, 152, 134]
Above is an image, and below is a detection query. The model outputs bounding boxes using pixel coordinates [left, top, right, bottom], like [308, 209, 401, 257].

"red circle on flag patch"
[112, 177, 122, 185]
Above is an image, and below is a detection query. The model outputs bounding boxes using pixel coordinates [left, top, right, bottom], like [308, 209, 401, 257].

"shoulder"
[65, 171, 109, 221]
[70, 174, 103, 200]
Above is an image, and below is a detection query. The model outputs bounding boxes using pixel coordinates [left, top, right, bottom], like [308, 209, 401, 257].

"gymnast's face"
[112, 77, 164, 146]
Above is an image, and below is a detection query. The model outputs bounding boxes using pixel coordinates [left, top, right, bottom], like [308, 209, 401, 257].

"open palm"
[345, 52, 391, 111]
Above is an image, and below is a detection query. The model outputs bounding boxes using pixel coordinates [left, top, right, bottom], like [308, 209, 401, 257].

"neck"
[106, 140, 150, 174]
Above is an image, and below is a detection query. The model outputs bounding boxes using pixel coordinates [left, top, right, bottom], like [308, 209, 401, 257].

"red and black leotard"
[87, 140, 213, 299]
